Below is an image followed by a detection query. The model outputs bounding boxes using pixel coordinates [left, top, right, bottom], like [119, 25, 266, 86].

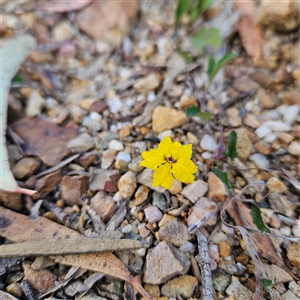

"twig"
[195, 229, 214, 300]
[42, 199, 70, 225]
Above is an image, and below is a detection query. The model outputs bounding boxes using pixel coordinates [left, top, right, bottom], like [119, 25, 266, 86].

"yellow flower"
[139, 136, 198, 189]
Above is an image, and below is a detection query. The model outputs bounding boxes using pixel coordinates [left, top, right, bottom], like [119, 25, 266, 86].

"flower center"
[166, 156, 176, 163]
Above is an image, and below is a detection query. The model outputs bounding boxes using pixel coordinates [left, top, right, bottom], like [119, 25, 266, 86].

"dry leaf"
[0, 35, 36, 195]
[0, 206, 153, 300]
[234, 0, 262, 65]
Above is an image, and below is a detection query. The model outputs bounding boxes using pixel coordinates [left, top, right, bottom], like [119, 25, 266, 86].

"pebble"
[180, 180, 208, 203]
[209, 244, 220, 261]
[226, 107, 242, 127]
[133, 73, 161, 94]
[255, 126, 272, 139]
[187, 197, 218, 226]
[152, 191, 167, 211]
[12, 157, 41, 180]
[144, 283, 160, 297]
[202, 152, 212, 159]
[68, 133, 95, 153]
[137, 169, 165, 193]
[258, 91, 276, 109]
[210, 230, 229, 244]
[279, 226, 291, 236]
[26, 90, 46, 117]
[262, 120, 291, 132]
[161, 275, 198, 298]
[288, 141, 300, 156]
[168, 179, 182, 195]
[158, 214, 178, 228]
[144, 206, 163, 224]
[143, 241, 190, 284]
[283, 105, 299, 125]
[134, 185, 150, 206]
[235, 253, 249, 265]
[289, 281, 300, 297]
[276, 132, 294, 144]
[89, 169, 120, 192]
[138, 224, 150, 238]
[108, 139, 124, 151]
[90, 191, 116, 223]
[219, 241, 231, 258]
[277, 214, 295, 226]
[264, 132, 277, 143]
[221, 223, 235, 236]
[268, 193, 296, 217]
[243, 113, 261, 128]
[287, 243, 300, 269]
[250, 69, 273, 88]
[179, 241, 196, 254]
[52, 20, 74, 42]
[292, 220, 300, 238]
[236, 129, 252, 160]
[267, 177, 287, 193]
[207, 172, 227, 202]
[6, 282, 23, 298]
[225, 276, 253, 299]
[249, 153, 270, 169]
[281, 290, 299, 300]
[200, 134, 218, 152]
[157, 130, 175, 140]
[269, 213, 281, 229]
[262, 263, 293, 283]
[101, 149, 117, 169]
[115, 151, 131, 163]
[212, 272, 231, 292]
[152, 106, 187, 133]
[117, 171, 137, 198]
[232, 75, 259, 92]
[158, 220, 189, 247]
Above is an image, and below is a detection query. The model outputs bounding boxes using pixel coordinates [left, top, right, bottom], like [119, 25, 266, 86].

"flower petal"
[153, 166, 174, 189]
[140, 149, 165, 170]
[182, 144, 193, 159]
[170, 142, 183, 161]
[172, 158, 198, 183]
[157, 136, 172, 153]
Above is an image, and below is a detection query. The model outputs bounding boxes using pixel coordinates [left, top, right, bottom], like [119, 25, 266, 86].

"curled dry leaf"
[0, 35, 36, 195]
[234, 0, 262, 66]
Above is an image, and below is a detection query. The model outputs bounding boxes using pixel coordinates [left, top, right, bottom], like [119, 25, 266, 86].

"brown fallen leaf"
[38, 0, 94, 13]
[0, 206, 153, 300]
[234, 0, 262, 66]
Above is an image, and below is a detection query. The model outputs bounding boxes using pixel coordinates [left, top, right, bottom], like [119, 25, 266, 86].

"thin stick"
[0, 238, 142, 258]
[195, 229, 214, 300]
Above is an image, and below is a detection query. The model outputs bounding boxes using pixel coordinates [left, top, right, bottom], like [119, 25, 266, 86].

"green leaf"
[250, 203, 270, 233]
[191, 27, 221, 55]
[176, 0, 192, 24]
[12, 73, 23, 83]
[197, 111, 212, 121]
[224, 130, 238, 161]
[261, 278, 275, 300]
[175, 48, 193, 63]
[212, 168, 231, 191]
[186, 105, 200, 117]
[207, 53, 236, 82]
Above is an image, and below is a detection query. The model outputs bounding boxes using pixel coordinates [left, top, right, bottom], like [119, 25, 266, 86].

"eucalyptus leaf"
[224, 130, 238, 161]
[250, 203, 270, 233]
[212, 168, 231, 191]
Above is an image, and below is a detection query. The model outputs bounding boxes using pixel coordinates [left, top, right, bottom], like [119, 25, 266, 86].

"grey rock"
[180, 180, 208, 203]
[68, 133, 95, 153]
[137, 169, 165, 193]
[90, 168, 120, 192]
[118, 171, 137, 198]
[268, 193, 296, 217]
[213, 271, 231, 292]
[152, 191, 167, 211]
[143, 241, 191, 284]
[144, 206, 163, 224]
[226, 276, 253, 300]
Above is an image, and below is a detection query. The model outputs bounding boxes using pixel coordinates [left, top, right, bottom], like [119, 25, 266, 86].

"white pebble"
[263, 109, 280, 120]
[263, 133, 277, 143]
[249, 153, 270, 169]
[158, 130, 175, 140]
[292, 220, 300, 238]
[255, 126, 272, 139]
[200, 134, 218, 151]
[202, 152, 212, 159]
[121, 224, 133, 233]
[209, 244, 220, 261]
[109, 139, 124, 151]
[115, 151, 131, 162]
[221, 223, 235, 235]
[279, 226, 291, 237]
[147, 91, 156, 102]
[277, 104, 288, 115]
[262, 120, 291, 132]
[108, 96, 122, 113]
[288, 141, 300, 156]
[284, 105, 300, 125]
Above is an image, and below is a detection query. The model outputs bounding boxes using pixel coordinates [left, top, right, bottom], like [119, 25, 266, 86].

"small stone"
[200, 134, 218, 152]
[280, 226, 291, 236]
[219, 241, 231, 258]
[134, 185, 150, 206]
[152, 106, 187, 133]
[187, 197, 218, 226]
[250, 69, 273, 88]
[236, 129, 252, 160]
[152, 191, 167, 211]
[289, 281, 300, 297]
[52, 20, 74, 42]
[119, 124, 132, 138]
[133, 73, 161, 94]
[262, 263, 293, 283]
[212, 272, 231, 292]
[235, 253, 249, 265]
[26, 91, 46, 119]
[90, 191, 116, 223]
[264, 132, 277, 143]
[157, 130, 175, 141]
[280, 90, 300, 105]
[269, 213, 281, 229]
[144, 283, 160, 297]
[225, 276, 253, 299]
[68, 133, 95, 153]
[276, 132, 294, 144]
[158, 220, 189, 247]
[292, 220, 300, 238]
[108, 139, 124, 151]
[267, 177, 287, 193]
[118, 171, 137, 198]
[255, 140, 271, 155]
[179, 241, 196, 254]
[168, 179, 182, 195]
[161, 275, 197, 298]
[281, 290, 299, 300]
[255, 126, 272, 139]
[262, 120, 291, 132]
[288, 141, 300, 156]
[6, 282, 23, 298]
[258, 91, 276, 109]
[186, 132, 198, 144]
[232, 75, 259, 92]
[115, 151, 131, 163]
[12, 157, 41, 180]
[138, 224, 150, 238]
[209, 244, 220, 261]
[283, 105, 299, 125]
[243, 114, 261, 128]
[61, 175, 88, 206]
[137, 169, 165, 193]
[78, 151, 100, 168]
[144, 206, 163, 224]
[101, 149, 117, 169]
[226, 107, 242, 127]
[143, 241, 190, 284]
[268, 193, 296, 217]
[287, 243, 300, 269]
[249, 153, 270, 169]
[180, 180, 208, 203]
[89, 101, 108, 113]
[158, 214, 178, 228]
[90, 169, 121, 192]
[207, 172, 226, 202]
